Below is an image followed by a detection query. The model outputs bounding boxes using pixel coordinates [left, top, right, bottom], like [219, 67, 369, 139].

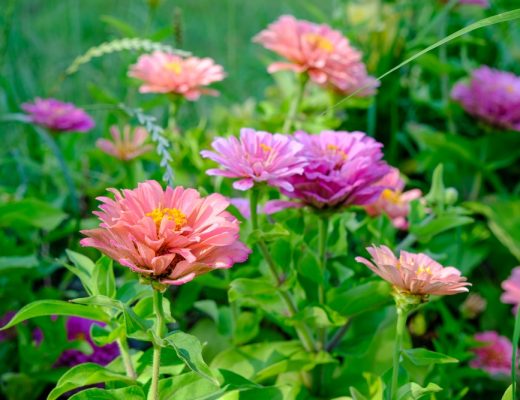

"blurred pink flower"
[452, 66, 520, 131]
[470, 331, 512, 375]
[201, 128, 308, 191]
[81, 181, 250, 285]
[253, 15, 378, 95]
[96, 125, 152, 161]
[356, 245, 470, 296]
[501, 267, 520, 313]
[458, 0, 489, 7]
[129, 51, 225, 100]
[22, 98, 95, 133]
[282, 130, 390, 209]
[364, 167, 422, 230]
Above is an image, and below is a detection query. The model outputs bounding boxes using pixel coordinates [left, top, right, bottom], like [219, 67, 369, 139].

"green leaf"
[158, 372, 220, 400]
[163, 331, 218, 384]
[502, 385, 513, 400]
[69, 385, 146, 400]
[94, 256, 116, 298]
[228, 278, 284, 314]
[397, 382, 442, 400]
[291, 305, 347, 329]
[411, 214, 473, 241]
[329, 281, 392, 317]
[234, 311, 262, 345]
[0, 255, 38, 273]
[402, 348, 458, 366]
[0, 300, 108, 330]
[0, 198, 67, 230]
[47, 363, 135, 400]
[298, 252, 323, 284]
[65, 250, 97, 295]
[349, 373, 384, 400]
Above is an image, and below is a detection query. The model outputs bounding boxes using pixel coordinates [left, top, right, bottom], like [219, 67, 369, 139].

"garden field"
[1, 0, 520, 399]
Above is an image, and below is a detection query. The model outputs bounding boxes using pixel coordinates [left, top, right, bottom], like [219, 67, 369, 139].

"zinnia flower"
[355, 245, 471, 296]
[470, 331, 513, 375]
[129, 51, 225, 100]
[282, 130, 390, 209]
[460, 293, 487, 319]
[81, 180, 250, 285]
[96, 125, 152, 161]
[364, 167, 422, 230]
[458, 0, 489, 7]
[22, 98, 95, 133]
[200, 128, 308, 191]
[451, 66, 520, 132]
[253, 15, 377, 95]
[501, 266, 520, 313]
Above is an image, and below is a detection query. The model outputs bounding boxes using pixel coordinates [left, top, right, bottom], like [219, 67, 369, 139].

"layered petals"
[97, 125, 153, 161]
[501, 266, 520, 313]
[470, 331, 513, 375]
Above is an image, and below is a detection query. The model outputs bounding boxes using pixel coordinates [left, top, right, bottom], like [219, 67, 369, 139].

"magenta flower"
[356, 245, 471, 296]
[470, 331, 513, 375]
[22, 98, 95, 133]
[201, 128, 308, 191]
[129, 51, 225, 100]
[281, 130, 390, 209]
[458, 0, 489, 7]
[364, 167, 422, 230]
[96, 125, 153, 161]
[451, 66, 520, 132]
[501, 266, 520, 313]
[81, 181, 250, 285]
[253, 15, 377, 96]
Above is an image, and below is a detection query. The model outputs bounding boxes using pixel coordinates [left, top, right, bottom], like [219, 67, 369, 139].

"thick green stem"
[282, 74, 308, 133]
[511, 305, 520, 399]
[117, 337, 137, 379]
[149, 289, 166, 400]
[389, 307, 407, 400]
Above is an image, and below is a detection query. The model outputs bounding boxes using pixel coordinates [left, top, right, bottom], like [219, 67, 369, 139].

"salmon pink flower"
[81, 181, 250, 285]
[470, 331, 513, 375]
[501, 266, 520, 313]
[201, 128, 308, 191]
[129, 51, 225, 100]
[364, 167, 422, 229]
[282, 130, 390, 209]
[355, 245, 470, 297]
[452, 66, 520, 131]
[22, 98, 95, 133]
[253, 15, 377, 95]
[96, 125, 152, 161]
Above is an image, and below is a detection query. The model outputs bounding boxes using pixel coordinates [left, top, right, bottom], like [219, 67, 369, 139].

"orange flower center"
[260, 143, 272, 152]
[146, 207, 187, 230]
[303, 33, 334, 52]
[165, 61, 183, 74]
[381, 189, 401, 204]
[326, 143, 348, 160]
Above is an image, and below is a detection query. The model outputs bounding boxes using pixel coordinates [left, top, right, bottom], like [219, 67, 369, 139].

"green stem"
[512, 305, 520, 399]
[149, 289, 166, 400]
[117, 337, 137, 379]
[282, 74, 308, 133]
[317, 216, 330, 349]
[439, 9, 456, 134]
[390, 307, 407, 400]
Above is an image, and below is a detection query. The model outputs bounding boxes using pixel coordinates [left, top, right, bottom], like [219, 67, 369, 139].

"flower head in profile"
[96, 125, 152, 161]
[81, 181, 250, 286]
[451, 66, 520, 131]
[282, 130, 390, 209]
[129, 51, 225, 100]
[22, 98, 95, 133]
[470, 331, 512, 375]
[364, 167, 422, 230]
[501, 266, 520, 313]
[253, 15, 377, 96]
[201, 128, 308, 191]
[356, 245, 470, 297]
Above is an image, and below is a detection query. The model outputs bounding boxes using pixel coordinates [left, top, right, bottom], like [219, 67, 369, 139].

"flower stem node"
[392, 289, 427, 315]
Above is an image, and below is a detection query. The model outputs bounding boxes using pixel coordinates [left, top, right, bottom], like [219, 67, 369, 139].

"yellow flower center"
[165, 61, 182, 74]
[146, 207, 187, 230]
[416, 266, 432, 275]
[303, 33, 334, 52]
[381, 189, 401, 204]
[326, 144, 348, 160]
[260, 143, 272, 152]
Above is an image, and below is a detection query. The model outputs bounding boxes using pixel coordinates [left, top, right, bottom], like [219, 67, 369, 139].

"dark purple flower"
[282, 130, 390, 209]
[0, 311, 16, 342]
[451, 67, 520, 132]
[21, 98, 95, 133]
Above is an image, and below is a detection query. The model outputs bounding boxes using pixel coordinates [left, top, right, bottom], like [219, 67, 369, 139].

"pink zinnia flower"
[129, 51, 225, 100]
[96, 125, 153, 161]
[81, 181, 250, 285]
[458, 0, 489, 7]
[501, 266, 520, 313]
[451, 66, 520, 132]
[355, 245, 471, 296]
[200, 128, 308, 191]
[253, 15, 377, 96]
[364, 167, 422, 230]
[470, 331, 513, 375]
[282, 130, 390, 209]
[22, 98, 95, 133]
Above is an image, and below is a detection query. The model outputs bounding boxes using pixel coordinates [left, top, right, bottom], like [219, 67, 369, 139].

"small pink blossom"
[81, 181, 250, 285]
[356, 245, 470, 296]
[501, 266, 520, 313]
[129, 51, 225, 100]
[470, 331, 513, 375]
[201, 128, 308, 191]
[96, 125, 153, 161]
[364, 167, 422, 230]
[253, 15, 377, 95]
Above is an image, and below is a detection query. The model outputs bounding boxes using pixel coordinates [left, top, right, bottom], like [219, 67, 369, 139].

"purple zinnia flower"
[470, 331, 513, 375]
[451, 66, 520, 132]
[55, 317, 119, 367]
[282, 130, 390, 209]
[21, 98, 95, 133]
[201, 128, 308, 191]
